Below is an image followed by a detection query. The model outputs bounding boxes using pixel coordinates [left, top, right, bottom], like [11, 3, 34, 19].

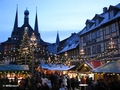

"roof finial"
[17, 4, 18, 9]
[36, 7, 37, 13]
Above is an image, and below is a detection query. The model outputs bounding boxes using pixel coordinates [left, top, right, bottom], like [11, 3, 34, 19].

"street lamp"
[30, 33, 37, 77]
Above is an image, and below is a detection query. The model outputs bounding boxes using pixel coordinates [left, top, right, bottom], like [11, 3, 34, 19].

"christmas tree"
[18, 27, 31, 65]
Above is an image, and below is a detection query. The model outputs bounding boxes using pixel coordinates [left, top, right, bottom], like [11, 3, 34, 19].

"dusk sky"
[0, 0, 120, 43]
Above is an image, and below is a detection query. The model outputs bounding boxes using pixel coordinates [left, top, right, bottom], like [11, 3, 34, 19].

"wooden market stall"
[39, 63, 75, 76]
[92, 60, 120, 83]
[69, 60, 104, 82]
[0, 64, 30, 84]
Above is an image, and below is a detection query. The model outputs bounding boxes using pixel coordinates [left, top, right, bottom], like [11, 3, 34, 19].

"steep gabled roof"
[46, 43, 57, 54]
[58, 33, 79, 54]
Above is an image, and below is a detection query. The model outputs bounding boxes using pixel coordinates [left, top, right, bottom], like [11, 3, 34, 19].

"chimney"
[103, 7, 107, 13]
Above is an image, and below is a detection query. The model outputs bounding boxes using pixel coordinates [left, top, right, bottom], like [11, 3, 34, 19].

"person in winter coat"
[19, 78, 26, 90]
[62, 76, 67, 87]
[71, 77, 76, 90]
[42, 83, 50, 90]
[59, 83, 67, 90]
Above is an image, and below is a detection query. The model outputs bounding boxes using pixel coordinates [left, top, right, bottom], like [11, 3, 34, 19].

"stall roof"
[0, 65, 29, 71]
[85, 60, 104, 69]
[40, 63, 75, 71]
[92, 60, 120, 73]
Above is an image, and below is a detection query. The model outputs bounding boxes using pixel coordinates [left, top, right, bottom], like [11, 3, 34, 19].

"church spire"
[13, 5, 18, 32]
[34, 7, 40, 38]
[56, 31, 60, 46]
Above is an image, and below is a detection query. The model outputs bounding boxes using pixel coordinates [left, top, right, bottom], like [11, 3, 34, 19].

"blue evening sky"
[0, 0, 120, 43]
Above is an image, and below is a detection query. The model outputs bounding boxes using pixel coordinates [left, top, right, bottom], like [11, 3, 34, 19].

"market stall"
[92, 60, 120, 73]
[39, 63, 76, 76]
[68, 60, 104, 81]
[0, 64, 30, 84]
[91, 60, 120, 81]
[40, 63, 75, 71]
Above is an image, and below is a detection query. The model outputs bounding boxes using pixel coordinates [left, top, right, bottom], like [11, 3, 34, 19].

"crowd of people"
[0, 72, 120, 90]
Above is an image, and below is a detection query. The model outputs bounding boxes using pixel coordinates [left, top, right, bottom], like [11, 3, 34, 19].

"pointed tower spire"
[56, 31, 60, 46]
[34, 7, 41, 38]
[13, 4, 18, 32]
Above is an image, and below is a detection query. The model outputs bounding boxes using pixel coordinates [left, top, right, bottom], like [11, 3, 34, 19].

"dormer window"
[93, 14, 104, 26]
[108, 5, 119, 19]
[86, 24, 90, 30]
[109, 10, 114, 19]
[86, 19, 94, 30]
[95, 19, 99, 26]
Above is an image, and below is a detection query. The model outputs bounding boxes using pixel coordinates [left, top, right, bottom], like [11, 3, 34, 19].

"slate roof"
[80, 3, 120, 36]
[46, 43, 57, 54]
[58, 33, 79, 54]
[92, 60, 120, 73]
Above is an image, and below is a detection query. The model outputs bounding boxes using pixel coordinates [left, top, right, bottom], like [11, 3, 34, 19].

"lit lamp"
[80, 47, 85, 55]
[64, 52, 70, 66]
[105, 38, 116, 53]
[64, 52, 68, 65]
[46, 52, 52, 64]
[107, 38, 116, 61]
[54, 54, 57, 64]
[79, 47, 85, 61]
[108, 38, 115, 50]
[29, 33, 37, 77]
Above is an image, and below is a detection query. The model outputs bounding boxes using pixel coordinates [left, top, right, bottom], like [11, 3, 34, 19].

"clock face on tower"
[25, 27, 29, 32]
